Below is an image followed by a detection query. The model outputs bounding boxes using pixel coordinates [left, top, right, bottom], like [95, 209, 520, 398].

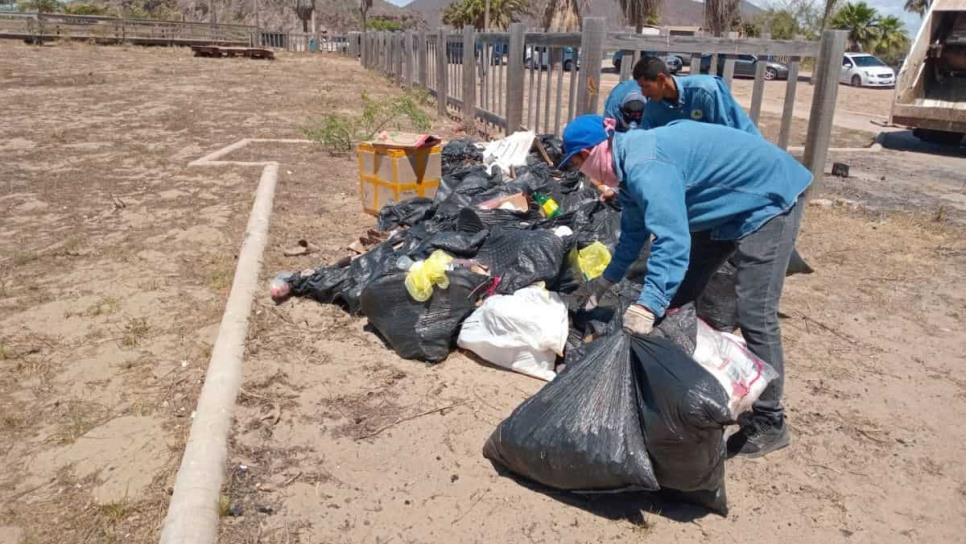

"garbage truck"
[890, 0, 966, 145]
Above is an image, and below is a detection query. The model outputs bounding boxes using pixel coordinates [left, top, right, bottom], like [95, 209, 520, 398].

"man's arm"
[602, 187, 648, 284]
[619, 160, 692, 317]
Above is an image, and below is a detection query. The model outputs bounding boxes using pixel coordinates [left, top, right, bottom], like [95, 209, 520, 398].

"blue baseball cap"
[559, 114, 608, 169]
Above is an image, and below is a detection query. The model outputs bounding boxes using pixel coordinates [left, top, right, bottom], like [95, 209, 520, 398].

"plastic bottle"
[533, 192, 561, 219]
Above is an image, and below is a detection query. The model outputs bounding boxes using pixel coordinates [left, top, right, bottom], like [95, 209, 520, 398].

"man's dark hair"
[632, 56, 669, 81]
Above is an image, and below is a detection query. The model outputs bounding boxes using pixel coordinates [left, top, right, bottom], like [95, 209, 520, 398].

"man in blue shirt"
[603, 79, 644, 128]
[636, 56, 760, 135]
[562, 115, 811, 458]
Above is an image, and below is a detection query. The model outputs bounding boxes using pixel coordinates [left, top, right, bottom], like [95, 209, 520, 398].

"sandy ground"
[1, 42, 965, 544]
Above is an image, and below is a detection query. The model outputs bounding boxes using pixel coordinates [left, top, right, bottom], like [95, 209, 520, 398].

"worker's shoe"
[727, 415, 790, 459]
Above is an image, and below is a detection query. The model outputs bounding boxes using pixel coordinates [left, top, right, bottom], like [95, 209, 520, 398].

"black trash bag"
[649, 303, 698, 356]
[535, 133, 564, 165]
[435, 166, 503, 217]
[696, 258, 739, 332]
[288, 241, 398, 314]
[360, 268, 488, 363]
[421, 229, 490, 257]
[786, 248, 814, 275]
[631, 336, 732, 515]
[475, 225, 568, 293]
[441, 139, 483, 173]
[483, 333, 659, 492]
[697, 248, 812, 332]
[376, 197, 436, 231]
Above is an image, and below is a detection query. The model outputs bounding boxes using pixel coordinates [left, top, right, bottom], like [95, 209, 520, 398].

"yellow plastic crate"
[356, 142, 442, 216]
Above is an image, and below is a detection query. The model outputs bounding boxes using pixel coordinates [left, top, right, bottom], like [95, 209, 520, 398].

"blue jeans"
[670, 196, 805, 425]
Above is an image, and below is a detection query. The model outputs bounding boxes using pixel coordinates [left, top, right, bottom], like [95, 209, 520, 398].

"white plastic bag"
[691, 319, 779, 420]
[457, 284, 568, 381]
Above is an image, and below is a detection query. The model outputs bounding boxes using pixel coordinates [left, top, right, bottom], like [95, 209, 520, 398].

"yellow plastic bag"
[405, 250, 454, 302]
[570, 242, 611, 280]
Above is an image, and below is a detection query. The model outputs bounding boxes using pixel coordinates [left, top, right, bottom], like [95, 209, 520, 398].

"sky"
[383, 0, 924, 36]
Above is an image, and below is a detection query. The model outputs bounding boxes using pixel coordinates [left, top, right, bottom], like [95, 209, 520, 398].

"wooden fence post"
[749, 59, 767, 124]
[405, 32, 415, 86]
[575, 16, 605, 115]
[803, 29, 848, 182]
[436, 29, 448, 117]
[505, 22, 525, 134]
[462, 25, 476, 125]
[778, 56, 801, 150]
[417, 31, 428, 87]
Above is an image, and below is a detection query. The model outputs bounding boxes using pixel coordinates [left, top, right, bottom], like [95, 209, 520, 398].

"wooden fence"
[355, 19, 848, 178]
[0, 12, 256, 46]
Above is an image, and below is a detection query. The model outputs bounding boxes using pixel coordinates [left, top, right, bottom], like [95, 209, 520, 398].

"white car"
[840, 53, 896, 87]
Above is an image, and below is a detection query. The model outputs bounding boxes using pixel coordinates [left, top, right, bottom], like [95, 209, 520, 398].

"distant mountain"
[405, 0, 764, 31]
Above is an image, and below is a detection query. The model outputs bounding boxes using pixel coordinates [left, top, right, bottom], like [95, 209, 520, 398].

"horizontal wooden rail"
[606, 33, 819, 57]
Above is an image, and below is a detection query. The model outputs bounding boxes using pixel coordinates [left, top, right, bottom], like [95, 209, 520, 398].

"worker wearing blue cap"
[563, 114, 811, 458]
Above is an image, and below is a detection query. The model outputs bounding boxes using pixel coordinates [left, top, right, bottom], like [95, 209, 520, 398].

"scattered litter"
[283, 239, 320, 257]
[831, 162, 850, 177]
[458, 284, 568, 381]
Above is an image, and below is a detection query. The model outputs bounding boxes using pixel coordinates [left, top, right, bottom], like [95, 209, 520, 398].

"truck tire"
[913, 129, 965, 146]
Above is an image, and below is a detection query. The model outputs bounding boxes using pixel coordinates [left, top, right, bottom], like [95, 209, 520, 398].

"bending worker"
[603, 56, 760, 135]
[563, 114, 811, 458]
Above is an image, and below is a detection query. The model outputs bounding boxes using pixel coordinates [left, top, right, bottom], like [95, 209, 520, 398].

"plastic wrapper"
[483, 333, 659, 492]
[692, 319, 778, 419]
[361, 269, 487, 363]
[404, 250, 454, 302]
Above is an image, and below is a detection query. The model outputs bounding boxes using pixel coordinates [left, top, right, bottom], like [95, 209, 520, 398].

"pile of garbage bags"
[274, 136, 789, 515]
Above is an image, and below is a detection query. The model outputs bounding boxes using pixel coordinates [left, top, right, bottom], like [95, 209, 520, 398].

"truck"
[891, 0, 966, 146]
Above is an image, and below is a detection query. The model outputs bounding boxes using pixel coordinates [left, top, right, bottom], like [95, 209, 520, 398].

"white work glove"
[575, 276, 613, 311]
[622, 304, 655, 337]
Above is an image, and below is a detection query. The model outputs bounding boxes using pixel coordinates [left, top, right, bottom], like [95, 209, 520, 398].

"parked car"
[840, 52, 896, 87]
[525, 46, 578, 71]
[611, 50, 683, 74]
[699, 54, 789, 80]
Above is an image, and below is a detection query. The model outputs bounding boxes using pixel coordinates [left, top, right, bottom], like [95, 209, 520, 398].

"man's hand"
[622, 304, 655, 336]
[599, 185, 617, 203]
[574, 276, 613, 311]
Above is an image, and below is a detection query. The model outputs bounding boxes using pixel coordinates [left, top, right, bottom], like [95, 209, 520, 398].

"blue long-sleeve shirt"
[603, 80, 641, 123]
[643, 75, 761, 136]
[602, 121, 812, 316]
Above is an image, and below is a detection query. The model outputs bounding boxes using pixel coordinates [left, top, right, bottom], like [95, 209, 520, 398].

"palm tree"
[705, 0, 741, 36]
[618, 0, 663, 34]
[904, 0, 929, 16]
[442, 0, 529, 30]
[874, 14, 909, 57]
[533, 0, 584, 31]
[830, 1, 879, 51]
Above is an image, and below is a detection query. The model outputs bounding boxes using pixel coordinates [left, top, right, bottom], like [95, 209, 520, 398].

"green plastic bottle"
[533, 192, 560, 219]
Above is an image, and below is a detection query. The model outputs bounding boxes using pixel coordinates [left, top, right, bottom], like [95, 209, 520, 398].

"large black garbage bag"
[441, 139, 483, 173]
[377, 197, 436, 231]
[697, 248, 813, 332]
[288, 242, 398, 314]
[435, 166, 502, 217]
[360, 269, 487, 363]
[422, 229, 489, 257]
[631, 336, 732, 515]
[476, 225, 568, 293]
[483, 333, 659, 492]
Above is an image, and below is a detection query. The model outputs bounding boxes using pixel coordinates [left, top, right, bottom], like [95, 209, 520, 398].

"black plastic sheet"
[475, 225, 569, 294]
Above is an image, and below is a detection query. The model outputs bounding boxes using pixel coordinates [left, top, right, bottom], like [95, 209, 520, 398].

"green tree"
[830, 1, 879, 51]
[755, 7, 802, 39]
[17, 0, 60, 13]
[62, 2, 110, 15]
[617, 0, 662, 34]
[442, 0, 528, 30]
[904, 0, 929, 16]
[873, 14, 909, 61]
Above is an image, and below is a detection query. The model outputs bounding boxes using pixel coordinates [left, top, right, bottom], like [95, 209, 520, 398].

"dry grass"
[121, 317, 150, 348]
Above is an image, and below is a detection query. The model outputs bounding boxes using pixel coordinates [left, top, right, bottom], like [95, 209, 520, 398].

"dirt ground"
[2, 42, 965, 544]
